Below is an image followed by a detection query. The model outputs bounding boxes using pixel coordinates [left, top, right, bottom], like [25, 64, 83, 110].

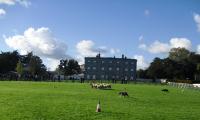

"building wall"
[84, 57, 137, 80]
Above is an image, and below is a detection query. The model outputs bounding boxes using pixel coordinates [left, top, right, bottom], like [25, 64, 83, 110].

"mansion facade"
[84, 54, 137, 80]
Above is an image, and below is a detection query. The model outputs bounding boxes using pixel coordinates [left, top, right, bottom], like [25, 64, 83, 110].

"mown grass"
[0, 81, 199, 120]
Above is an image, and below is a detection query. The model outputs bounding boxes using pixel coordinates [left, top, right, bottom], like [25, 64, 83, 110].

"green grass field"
[0, 81, 200, 120]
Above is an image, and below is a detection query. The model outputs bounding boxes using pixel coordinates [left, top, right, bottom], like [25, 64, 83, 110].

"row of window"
[86, 75, 134, 80]
[87, 67, 134, 71]
[87, 60, 135, 64]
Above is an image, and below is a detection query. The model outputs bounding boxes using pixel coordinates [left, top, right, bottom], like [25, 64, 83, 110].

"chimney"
[122, 54, 124, 59]
[96, 53, 101, 58]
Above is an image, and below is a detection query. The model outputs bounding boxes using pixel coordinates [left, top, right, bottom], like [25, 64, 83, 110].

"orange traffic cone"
[96, 100, 101, 112]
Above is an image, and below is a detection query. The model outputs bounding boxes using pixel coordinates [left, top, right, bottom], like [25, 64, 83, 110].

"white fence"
[167, 82, 200, 89]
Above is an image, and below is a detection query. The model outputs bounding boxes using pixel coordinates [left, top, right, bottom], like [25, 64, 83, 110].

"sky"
[0, 0, 200, 70]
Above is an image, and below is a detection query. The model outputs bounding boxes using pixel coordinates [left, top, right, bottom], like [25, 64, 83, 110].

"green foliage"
[136, 69, 148, 78]
[0, 51, 47, 79]
[147, 58, 164, 79]
[58, 59, 81, 76]
[16, 60, 24, 77]
[197, 63, 200, 73]
[0, 81, 200, 120]
[143, 48, 200, 81]
[0, 51, 20, 73]
[169, 48, 190, 62]
[28, 53, 47, 76]
[29, 56, 37, 75]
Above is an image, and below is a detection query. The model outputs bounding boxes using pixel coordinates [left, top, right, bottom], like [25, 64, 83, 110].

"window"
[93, 67, 96, 70]
[131, 62, 134, 64]
[101, 67, 104, 70]
[87, 60, 90, 62]
[117, 61, 120, 64]
[101, 75, 104, 78]
[87, 67, 90, 70]
[109, 67, 112, 71]
[116, 68, 120, 71]
[130, 76, 134, 80]
[125, 68, 128, 71]
[125, 62, 128, 64]
[92, 75, 96, 79]
[102, 61, 104, 63]
[125, 76, 128, 80]
[87, 75, 90, 79]
[116, 75, 119, 79]
[110, 61, 112, 63]
[93, 60, 96, 63]
[130, 69, 134, 71]
[105, 75, 108, 79]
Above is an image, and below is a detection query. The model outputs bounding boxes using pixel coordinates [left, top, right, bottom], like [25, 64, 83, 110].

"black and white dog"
[119, 92, 129, 97]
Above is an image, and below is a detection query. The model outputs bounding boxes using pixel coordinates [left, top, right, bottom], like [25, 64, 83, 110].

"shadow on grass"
[100, 88, 114, 91]
[91, 88, 114, 90]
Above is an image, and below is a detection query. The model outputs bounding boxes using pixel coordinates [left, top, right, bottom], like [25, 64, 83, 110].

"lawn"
[0, 81, 199, 120]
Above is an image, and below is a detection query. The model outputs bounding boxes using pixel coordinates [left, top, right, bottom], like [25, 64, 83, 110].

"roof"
[85, 57, 137, 61]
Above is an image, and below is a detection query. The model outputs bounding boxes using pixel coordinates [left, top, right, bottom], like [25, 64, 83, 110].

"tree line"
[137, 48, 200, 83]
[0, 51, 81, 81]
[1, 48, 200, 82]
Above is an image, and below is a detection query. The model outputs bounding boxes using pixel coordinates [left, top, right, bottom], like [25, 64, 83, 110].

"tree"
[146, 57, 181, 79]
[169, 47, 190, 62]
[58, 59, 68, 75]
[146, 48, 198, 81]
[136, 69, 149, 78]
[58, 59, 81, 76]
[147, 57, 165, 79]
[188, 52, 200, 64]
[29, 56, 37, 76]
[21, 52, 33, 64]
[197, 63, 200, 73]
[28, 54, 47, 77]
[0, 51, 20, 73]
[162, 58, 176, 79]
[16, 60, 24, 78]
[67, 59, 81, 75]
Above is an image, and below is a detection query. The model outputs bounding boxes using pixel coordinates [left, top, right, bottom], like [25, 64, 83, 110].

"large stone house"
[84, 54, 137, 80]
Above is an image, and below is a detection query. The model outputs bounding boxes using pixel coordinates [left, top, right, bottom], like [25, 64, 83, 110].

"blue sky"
[0, 0, 200, 70]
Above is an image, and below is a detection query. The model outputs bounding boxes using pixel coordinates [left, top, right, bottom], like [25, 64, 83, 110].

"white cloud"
[76, 40, 120, 64]
[45, 58, 60, 71]
[0, 8, 6, 16]
[4, 27, 70, 70]
[138, 44, 147, 49]
[193, 13, 200, 32]
[144, 9, 150, 16]
[197, 45, 200, 54]
[110, 48, 120, 55]
[76, 40, 108, 64]
[139, 41, 170, 54]
[76, 40, 101, 57]
[148, 41, 170, 54]
[139, 38, 192, 54]
[133, 55, 149, 70]
[0, 0, 31, 7]
[16, 0, 31, 7]
[169, 38, 191, 49]
[0, 0, 15, 5]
